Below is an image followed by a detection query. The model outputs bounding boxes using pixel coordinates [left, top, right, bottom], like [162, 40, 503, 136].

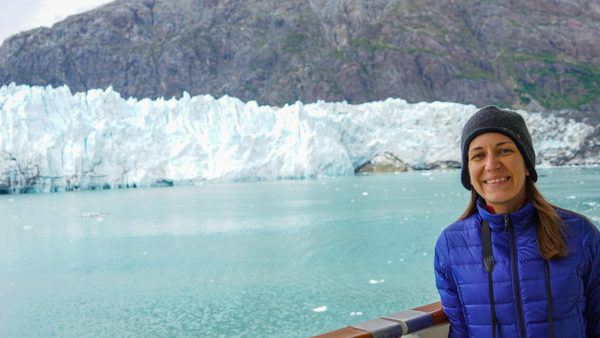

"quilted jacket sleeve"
[434, 231, 468, 338]
[583, 220, 600, 338]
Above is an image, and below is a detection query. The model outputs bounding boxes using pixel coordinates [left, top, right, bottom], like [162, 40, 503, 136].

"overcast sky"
[0, 0, 114, 44]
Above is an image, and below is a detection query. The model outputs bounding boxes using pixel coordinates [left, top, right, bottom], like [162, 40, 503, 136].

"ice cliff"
[0, 84, 596, 192]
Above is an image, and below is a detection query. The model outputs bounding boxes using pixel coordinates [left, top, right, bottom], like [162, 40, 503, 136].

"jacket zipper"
[507, 214, 527, 338]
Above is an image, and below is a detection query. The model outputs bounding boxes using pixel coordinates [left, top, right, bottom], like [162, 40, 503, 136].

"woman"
[434, 106, 599, 338]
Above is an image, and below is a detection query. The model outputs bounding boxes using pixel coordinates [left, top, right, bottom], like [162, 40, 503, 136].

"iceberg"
[0, 83, 595, 193]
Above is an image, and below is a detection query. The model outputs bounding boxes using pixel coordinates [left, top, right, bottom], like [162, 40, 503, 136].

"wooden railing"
[313, 301, 449, 338]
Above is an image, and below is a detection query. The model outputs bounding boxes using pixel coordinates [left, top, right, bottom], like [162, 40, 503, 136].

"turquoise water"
[0, 167, 598, 337]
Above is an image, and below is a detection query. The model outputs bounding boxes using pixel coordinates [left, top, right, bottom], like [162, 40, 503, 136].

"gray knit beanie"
[460, 105, 537, 190]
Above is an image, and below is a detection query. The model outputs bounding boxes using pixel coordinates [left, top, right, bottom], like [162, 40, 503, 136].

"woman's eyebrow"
[469, 141, 513, 153]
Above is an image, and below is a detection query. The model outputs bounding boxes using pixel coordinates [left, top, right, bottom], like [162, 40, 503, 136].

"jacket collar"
[476, 198, 536, 231]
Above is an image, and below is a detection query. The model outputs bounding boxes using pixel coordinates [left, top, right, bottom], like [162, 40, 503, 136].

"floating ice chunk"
[313, 306, 328, 312]
[422, 252, 428, 256]
[362, 192, 368, 196]
[142, 251, 148, 255]
[81, 212, 107, 219]
[399, 258, 405, 262]
[22, 225, 33, 230]
[387, 260, 392, 264]
[369, 279, 385, 284]
[566, 196, 576, 199]
[350, 312, 363, 316]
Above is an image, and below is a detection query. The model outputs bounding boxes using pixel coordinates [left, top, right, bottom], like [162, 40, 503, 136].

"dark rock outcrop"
[355, 152, 463, 174]
[1, 0, 600, 112]
[355, 152, 411, 174]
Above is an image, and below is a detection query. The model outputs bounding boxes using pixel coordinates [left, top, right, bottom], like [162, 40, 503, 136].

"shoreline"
[1, 164, 598, 195]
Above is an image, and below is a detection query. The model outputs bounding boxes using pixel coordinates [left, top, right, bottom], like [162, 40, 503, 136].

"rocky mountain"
[1, 0, 600, 113]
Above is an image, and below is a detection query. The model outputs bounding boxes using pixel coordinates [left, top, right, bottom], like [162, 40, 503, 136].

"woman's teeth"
[485, 177, 508, 184]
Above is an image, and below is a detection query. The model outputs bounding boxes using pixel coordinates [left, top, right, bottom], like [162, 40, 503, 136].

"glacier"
[0, 83, 596, 193]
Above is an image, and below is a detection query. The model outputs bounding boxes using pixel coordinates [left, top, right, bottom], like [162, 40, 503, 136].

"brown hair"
[459, 177, 568, 260]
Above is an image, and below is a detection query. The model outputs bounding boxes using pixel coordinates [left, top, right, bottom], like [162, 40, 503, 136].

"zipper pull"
[504, 214, 510, 231]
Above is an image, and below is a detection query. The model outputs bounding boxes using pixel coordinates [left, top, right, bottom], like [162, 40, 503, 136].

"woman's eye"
[470, 153, 483, 160]
[499, 148, 514, 155]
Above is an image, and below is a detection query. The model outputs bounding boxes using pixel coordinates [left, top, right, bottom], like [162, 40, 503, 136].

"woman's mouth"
[484, 177, 510, 184]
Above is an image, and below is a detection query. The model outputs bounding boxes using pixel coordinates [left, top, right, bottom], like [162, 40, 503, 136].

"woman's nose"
[484, 153, 501, 170]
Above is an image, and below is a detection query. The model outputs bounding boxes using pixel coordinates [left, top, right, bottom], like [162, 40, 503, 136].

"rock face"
[1, 0, 600, 112]
[355, 152, 462, 174]
[355, 152, 411, 174]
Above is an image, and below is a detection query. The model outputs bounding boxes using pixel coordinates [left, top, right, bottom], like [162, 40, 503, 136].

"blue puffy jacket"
[434, 200, 600, 338]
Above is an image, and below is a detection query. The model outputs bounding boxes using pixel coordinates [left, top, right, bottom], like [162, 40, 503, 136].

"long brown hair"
[459, 177, 568, 260]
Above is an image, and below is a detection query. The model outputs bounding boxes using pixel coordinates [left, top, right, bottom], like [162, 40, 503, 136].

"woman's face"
[467, 132, 528, 213]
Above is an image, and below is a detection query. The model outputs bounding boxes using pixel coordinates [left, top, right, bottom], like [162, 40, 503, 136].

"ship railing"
[313, 301, 449, 338]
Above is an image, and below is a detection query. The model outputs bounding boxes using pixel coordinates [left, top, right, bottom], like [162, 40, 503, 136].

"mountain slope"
[1, 0, 600, 111]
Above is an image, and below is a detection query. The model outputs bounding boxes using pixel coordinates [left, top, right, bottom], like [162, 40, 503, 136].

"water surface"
[1, 167, 598, 337]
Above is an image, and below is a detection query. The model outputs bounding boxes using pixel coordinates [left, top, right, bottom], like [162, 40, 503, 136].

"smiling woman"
[434, 106, 600, 338]
[466, 133, 529, 214]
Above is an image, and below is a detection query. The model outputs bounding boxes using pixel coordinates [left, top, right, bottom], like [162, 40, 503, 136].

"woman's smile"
[483, 176, 510, 184]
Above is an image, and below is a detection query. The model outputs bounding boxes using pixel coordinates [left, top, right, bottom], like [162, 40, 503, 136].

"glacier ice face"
[0, 83, 596, 192]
